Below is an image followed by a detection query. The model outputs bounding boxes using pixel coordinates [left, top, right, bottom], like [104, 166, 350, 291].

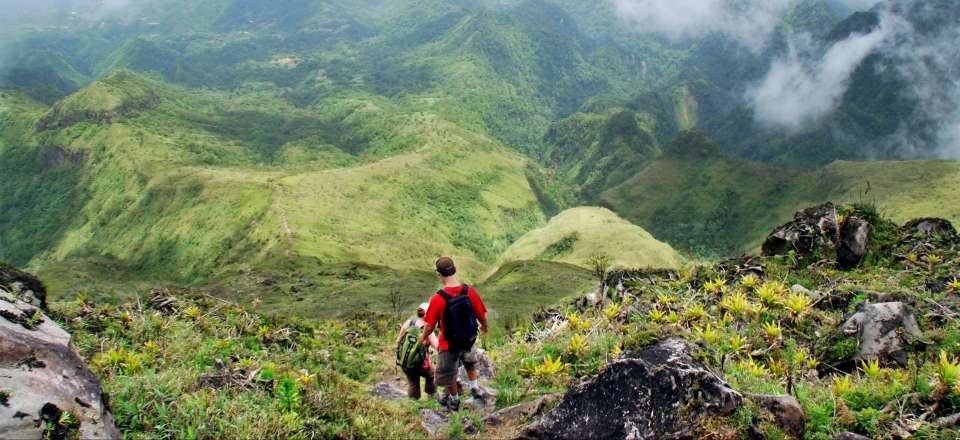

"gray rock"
[482, 394, 561, 427]
[901, 218, 958, 242]
[420, 408, 448, 438]
[749, 394, 805, 439]
[462, 385, 497, 412]
[0, 289, 120, 439]
[762, 203, 872, 269]
[791, 284, 818, 300]
[841, 302, 924, 366]
[370, 381, 408, 401]
[519, 337, 742, 440]
[837, 218, 870, 269]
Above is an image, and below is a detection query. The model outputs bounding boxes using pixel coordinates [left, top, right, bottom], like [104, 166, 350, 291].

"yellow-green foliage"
[56, 291, 423, 439]
[498, 207, 682, 270]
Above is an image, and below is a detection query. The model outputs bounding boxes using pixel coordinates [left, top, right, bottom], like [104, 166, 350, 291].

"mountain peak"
[36, 70, 159, 131]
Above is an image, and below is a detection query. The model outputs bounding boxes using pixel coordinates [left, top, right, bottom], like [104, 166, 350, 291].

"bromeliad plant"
[756, 281, 786, 307]
[719, 292, 750, 320]
[924, 254, 943, 273]
[948, 277, 960, 293]
[739, 274, 760, 290]
[704, 276, 726, 295]
[523, 355, 570, 381]
[782, 291, 813, 323]
[934, 351, 960, 396]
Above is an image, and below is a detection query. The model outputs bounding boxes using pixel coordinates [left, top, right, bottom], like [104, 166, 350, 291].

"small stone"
[749, 394, 805, 439]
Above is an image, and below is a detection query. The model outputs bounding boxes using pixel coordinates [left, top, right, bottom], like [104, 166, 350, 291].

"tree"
[387, 287, 408, 323]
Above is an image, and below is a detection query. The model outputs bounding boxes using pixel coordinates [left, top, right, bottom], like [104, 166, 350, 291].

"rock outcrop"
[762, 203, 870, 269]
[840, 302, 924, 366]
[483, 394, 561, 428]
[519, 338, 742, 440]
[1, 286, 120, 439]
[0, 262, 47, 310]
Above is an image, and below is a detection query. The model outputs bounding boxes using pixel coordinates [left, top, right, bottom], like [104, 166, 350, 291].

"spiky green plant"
[524, 355, 570, 378]
[647, 308, 666, 323]
[682, 303, 707, 323]
[605, 303, 623, 322]
[704, 276, 726, 294]
[566, 334, 589, 359]
[720, 292, 750, 319]
[738, 358, 769, 378]
[925, 254, 943, 272]
[948, 277, 960, 293]
[756, 281, 786, 306]
[833, 375, 854, 397]
[782, 292, 813, 322]
[859, 359, 882, 379]
[763, 321, 783, 341]
[739, 274, 760, 290]
[696, 324, 723, 347]
[935, 351, 960, 394]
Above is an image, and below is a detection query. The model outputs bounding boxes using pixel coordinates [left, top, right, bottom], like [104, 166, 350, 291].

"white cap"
[417, 302, 430, 313]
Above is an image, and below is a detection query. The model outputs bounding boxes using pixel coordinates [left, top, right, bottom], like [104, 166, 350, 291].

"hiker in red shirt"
[419, 256, 488, 411]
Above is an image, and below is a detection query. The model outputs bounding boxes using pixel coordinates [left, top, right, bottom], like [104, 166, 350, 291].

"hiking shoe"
[447, 395, 460, 411]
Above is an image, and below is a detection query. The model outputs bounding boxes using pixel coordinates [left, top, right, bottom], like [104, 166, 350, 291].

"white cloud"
[747, 17, 892, 129]
[611, 0, 883, 52]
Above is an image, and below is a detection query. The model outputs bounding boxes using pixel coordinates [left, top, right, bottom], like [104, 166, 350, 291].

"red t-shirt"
[423, 285, 487, 351]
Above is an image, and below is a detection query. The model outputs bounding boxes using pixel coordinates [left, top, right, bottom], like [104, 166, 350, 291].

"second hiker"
[419, 256, 489, 411]
[396, 302, 439, 399]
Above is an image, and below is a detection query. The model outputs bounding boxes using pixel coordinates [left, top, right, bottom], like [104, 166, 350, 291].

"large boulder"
[840, 302, 924, 366]
[837, 218, 870, 269]
[1, 288, 120, 439]
[762, 203, 870, 269]
[519, 338, 742, 440]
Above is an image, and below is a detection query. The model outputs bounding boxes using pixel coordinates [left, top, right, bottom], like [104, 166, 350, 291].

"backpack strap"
[437, 289, 451, 301]
[460, 284, 469, 296]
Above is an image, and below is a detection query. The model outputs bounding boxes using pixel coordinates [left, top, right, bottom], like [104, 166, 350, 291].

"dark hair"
[435, 257, 456, 277]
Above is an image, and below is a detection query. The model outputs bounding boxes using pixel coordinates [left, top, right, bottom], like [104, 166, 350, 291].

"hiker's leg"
[435, 350, 458, 396]
[404, 369, 421, 399]
[461, 348, 481, 383]
[423, 366, 436, 396]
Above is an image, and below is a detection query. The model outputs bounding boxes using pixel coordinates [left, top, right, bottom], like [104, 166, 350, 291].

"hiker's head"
[416, 302, 429, 318]
[435, 256, 457, 278]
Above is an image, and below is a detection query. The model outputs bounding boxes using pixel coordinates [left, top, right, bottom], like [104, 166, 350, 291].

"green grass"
[499, 207, 682, 270]
[599, 130, 960, 258]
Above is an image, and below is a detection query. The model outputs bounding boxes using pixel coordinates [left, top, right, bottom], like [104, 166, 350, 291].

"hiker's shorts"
[435, 346, 479, 387]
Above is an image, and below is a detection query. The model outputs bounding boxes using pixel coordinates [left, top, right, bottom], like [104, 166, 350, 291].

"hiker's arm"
[395, 321, 408, 345]
[478, 317, 489, 335]
[419, 322, 436, 346]
[428, 332, 439, 350]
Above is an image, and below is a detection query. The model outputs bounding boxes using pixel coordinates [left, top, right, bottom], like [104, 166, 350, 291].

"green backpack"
[396, 320, 426, 371]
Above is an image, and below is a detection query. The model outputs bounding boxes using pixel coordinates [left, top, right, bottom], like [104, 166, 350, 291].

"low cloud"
[747, 17, 892, 129]
[611, 0, 883, 52]
[882, 4, 960, 159]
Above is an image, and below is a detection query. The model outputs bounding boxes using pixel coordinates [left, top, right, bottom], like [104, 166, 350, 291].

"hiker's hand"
[479, 323, 489, 335]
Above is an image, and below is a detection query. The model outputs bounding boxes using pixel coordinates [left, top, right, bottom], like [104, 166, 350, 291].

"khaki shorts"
[435, 346, 479, 387]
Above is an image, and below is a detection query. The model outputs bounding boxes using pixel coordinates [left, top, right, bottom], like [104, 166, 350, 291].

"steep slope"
[499, 207, 682, 270]
[600, 130, 960, 257]
[1, 71, 547, 307]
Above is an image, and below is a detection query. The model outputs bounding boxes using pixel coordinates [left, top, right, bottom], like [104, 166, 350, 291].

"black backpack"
[437, 285, 478, 350]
